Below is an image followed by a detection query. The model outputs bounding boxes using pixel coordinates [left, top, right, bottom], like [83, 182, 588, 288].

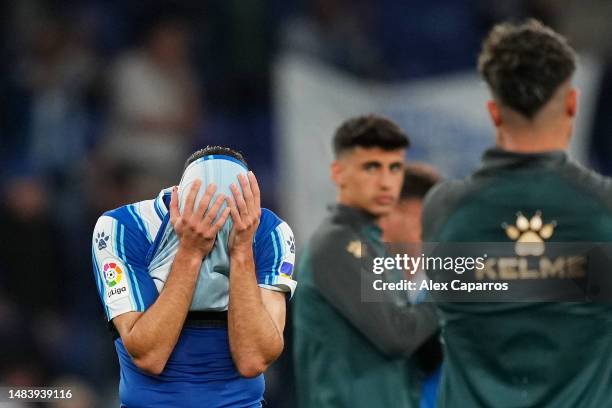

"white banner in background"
[274, 52, 601, 243]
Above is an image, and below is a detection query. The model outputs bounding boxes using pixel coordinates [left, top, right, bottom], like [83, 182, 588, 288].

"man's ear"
[566, 87, 578, 117]
[331, 160, 343, 186]
[487, 99, 502, 127]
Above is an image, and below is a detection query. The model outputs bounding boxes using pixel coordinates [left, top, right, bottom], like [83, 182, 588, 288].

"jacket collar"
[329, 204, 381, 234]
[475, 147, 567, 176]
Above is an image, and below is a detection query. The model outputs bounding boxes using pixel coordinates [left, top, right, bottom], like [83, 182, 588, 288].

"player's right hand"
[170, 180, 231, 259]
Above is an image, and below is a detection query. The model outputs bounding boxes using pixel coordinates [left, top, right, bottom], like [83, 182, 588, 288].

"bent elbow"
[132, 355, 166, 376]
[233, 342, 283, 378]
[235, 358, 268, 378]
[122, 337, 168, 376]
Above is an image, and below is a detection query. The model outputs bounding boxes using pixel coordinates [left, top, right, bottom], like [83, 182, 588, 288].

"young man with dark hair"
[91, 146, 296, 407]
[293, 114, 438, 408]
[423, 20, 612, 407]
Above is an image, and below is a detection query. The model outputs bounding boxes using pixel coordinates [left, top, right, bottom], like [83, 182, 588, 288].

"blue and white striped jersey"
[92, 188, 297, 321]
[92, 183, 296, 407]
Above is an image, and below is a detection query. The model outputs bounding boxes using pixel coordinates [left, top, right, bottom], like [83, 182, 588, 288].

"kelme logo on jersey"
[104, 261, 123, 287]
[476, 211, 585, 282]
[347, 240, 362, 259]
[96, 231, 110, 250]
[503, 211, 556, 256]
[287, 236, 295, 254]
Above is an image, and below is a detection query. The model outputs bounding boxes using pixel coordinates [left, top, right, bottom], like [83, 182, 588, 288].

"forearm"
[318, 261, 439, 356]
[122, 246, 201, 372]
[228, 249, 283, 377]
[311, 237, 439, 357]
[319, 279, 439, 357]
[114, 181, 228, 375]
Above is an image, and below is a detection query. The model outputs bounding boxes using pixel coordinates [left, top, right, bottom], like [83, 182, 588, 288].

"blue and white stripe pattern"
[91, 191, 168, 320]
[91, 156, 297, 320]
[259, 218, 296, 292]
[148, 155, 297, 311]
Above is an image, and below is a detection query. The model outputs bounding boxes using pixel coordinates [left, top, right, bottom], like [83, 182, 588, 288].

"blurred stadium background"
[1, 1, 612, 407]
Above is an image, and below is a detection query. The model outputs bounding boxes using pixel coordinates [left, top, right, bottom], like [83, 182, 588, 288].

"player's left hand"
[227, 171, 261, 255]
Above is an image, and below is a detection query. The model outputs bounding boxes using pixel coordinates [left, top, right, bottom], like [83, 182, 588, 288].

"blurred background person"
[97, 16, 200, 202]
[378, 163, 442, 408]
[0, 175, 61, 390]
[293, 115, 438, 408]
[379, 163, 440, 244]
[422, 20, 612, 407]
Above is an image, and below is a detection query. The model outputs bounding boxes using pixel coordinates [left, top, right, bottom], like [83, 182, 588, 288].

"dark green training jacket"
[293, 204, 438, 408]
[423, 148, 612, 408]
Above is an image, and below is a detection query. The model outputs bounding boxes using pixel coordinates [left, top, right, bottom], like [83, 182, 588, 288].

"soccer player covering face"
[91, 146, 296, 408]
[293, 115, 439, 408]
[422, 20, 612, 407]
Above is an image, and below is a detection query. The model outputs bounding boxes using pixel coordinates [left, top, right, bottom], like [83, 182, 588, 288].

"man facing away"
[422, 20, 612, 407]
[293, 115, 439, 408]
[92, 146, 296, 407]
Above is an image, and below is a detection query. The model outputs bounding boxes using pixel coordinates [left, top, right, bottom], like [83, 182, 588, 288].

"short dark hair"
[333, 114, 410, 157]
[478, 20, 577, 119]
[185, 146, 248, 169]
[399, 163, 440, 200]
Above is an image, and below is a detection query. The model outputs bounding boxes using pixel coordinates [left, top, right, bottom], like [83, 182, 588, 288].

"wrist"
[177, 244, 206, 263]
[230, 245, 254, 263]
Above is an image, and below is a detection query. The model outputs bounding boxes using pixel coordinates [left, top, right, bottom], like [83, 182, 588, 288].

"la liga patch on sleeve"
[102, 258, 130, 304]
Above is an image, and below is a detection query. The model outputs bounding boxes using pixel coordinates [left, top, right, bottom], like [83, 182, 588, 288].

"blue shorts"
[116, 326, 264, 408]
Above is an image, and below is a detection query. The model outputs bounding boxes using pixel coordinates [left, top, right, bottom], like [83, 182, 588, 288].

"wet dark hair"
[184, 146, 248, 169]
[333, 114, 410, 157]
[478, 19, 577, 119]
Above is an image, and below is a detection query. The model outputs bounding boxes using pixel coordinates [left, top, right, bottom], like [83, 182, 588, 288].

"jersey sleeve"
[308, 227, 439, 357]
[254, 210, 297, 297]
[92, 214, 159, 321]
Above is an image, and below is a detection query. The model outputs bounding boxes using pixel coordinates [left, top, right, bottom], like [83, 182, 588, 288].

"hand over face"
[227, 171, 261, 255]
[170, 180, 231, 258]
